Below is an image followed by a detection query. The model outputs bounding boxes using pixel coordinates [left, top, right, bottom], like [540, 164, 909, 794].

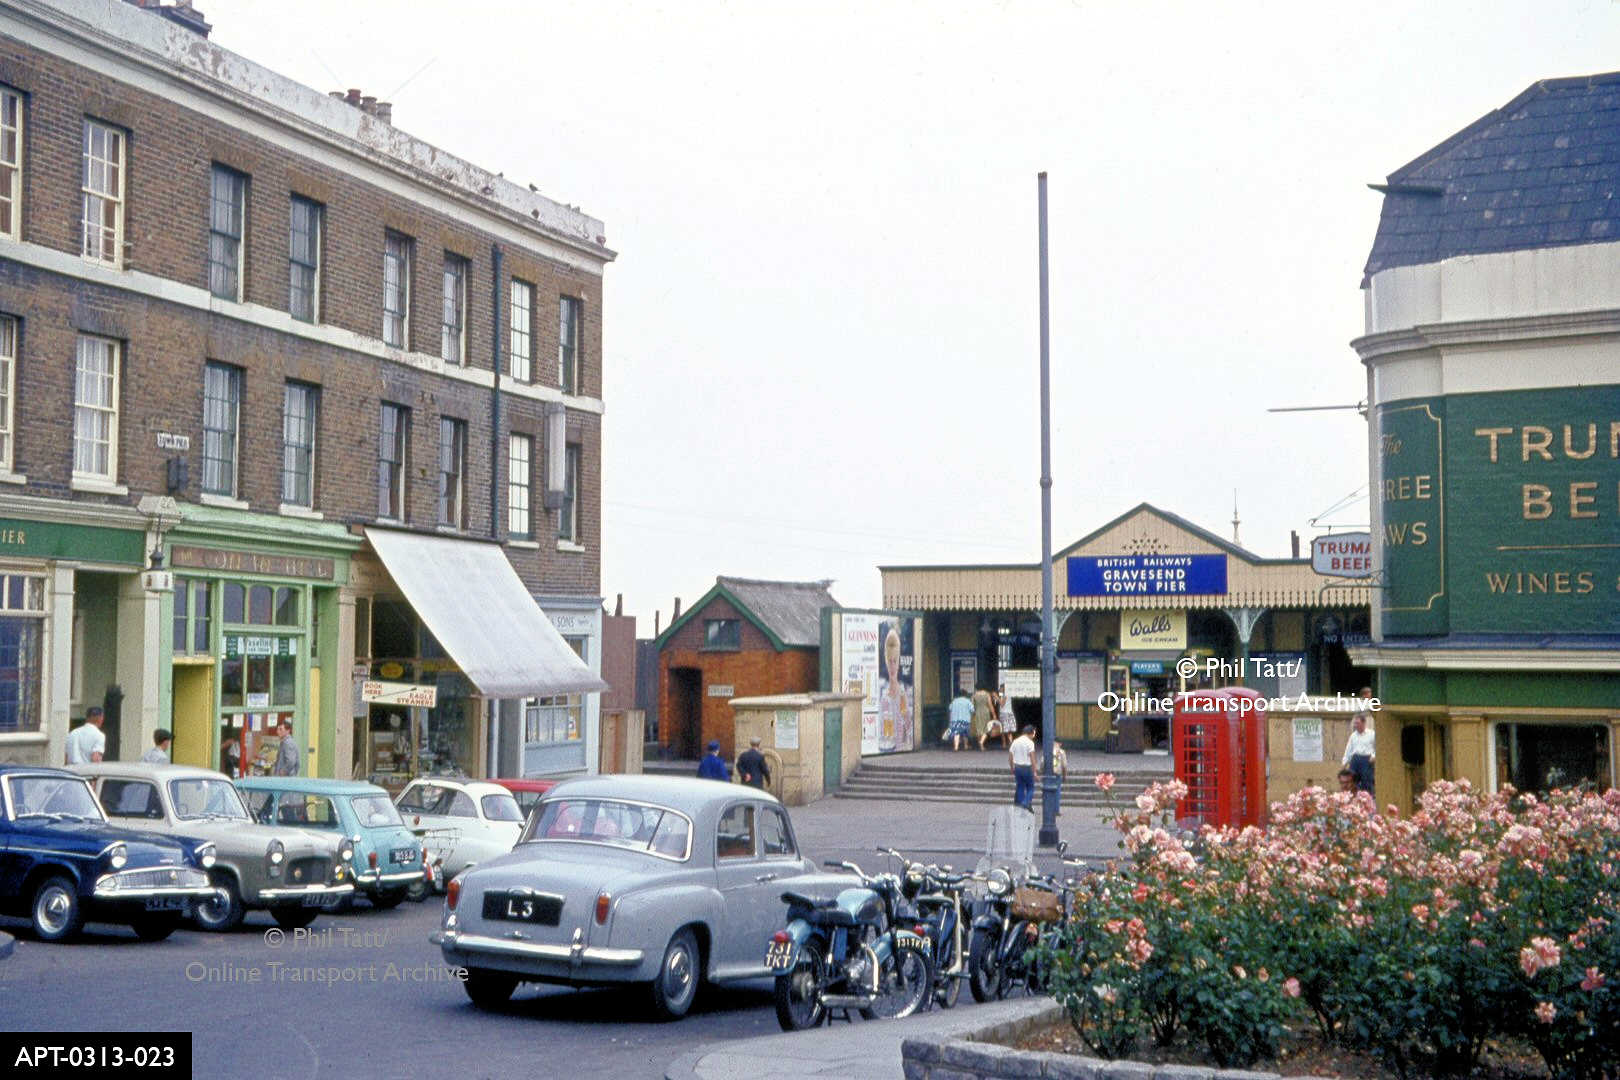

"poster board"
[1056, 652, 1106, 705]
[837, 610, 919, 755]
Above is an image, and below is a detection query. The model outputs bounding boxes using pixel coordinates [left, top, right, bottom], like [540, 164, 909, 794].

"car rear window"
[524, 798, 692, 860]
[481, 793, 523, 822]
[351, 794, 403, 828]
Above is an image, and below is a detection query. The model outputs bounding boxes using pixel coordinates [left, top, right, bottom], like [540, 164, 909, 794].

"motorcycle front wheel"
[935, 932, 962, 1009]
[861, 941, 932, 1020]
[968, 926, 1003, 1003]
[773, 945, 827, 1031]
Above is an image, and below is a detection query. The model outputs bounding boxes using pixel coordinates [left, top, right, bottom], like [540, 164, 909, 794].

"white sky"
[203, 0, 1620, 632]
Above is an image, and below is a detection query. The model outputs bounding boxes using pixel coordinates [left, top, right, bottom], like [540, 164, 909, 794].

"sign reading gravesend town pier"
[1066, 554, 1227, 597]
[1376, 384, 1620, 636]
[170, 544, 335, 580]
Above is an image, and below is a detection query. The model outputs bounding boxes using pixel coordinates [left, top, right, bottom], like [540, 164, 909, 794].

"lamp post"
[1037, 172, 1059, 849]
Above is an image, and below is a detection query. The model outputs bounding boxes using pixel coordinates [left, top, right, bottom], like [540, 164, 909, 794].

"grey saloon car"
[432, 775, 847, 1020]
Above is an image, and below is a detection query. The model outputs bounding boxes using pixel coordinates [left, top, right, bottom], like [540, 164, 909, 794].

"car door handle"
[755, 872, 778, 883]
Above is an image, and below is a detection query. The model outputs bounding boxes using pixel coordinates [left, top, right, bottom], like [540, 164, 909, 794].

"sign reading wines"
[1376, 385, 1620, 636]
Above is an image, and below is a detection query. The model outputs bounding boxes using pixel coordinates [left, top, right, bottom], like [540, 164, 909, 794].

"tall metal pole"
[1037, 173, 1059, 848]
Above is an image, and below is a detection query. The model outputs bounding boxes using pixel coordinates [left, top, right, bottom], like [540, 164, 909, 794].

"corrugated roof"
[715, 577, 839, 648]
[1363, 70, 1620, 285]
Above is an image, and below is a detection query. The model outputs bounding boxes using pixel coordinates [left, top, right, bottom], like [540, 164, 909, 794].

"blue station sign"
[1066, 554, 1228, 597]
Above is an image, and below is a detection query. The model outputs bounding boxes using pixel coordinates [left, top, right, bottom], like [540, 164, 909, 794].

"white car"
[394, 778, 524, 882]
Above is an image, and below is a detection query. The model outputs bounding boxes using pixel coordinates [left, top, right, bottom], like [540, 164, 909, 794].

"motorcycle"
[967, 841, 1072, 1001]
[768, 857, 934, 1030]
[883, 848, 971, 1009]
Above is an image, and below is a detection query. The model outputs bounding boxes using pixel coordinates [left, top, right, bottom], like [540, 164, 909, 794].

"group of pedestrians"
[696, 737, 772, 789]
[944, 684, 1017, 751]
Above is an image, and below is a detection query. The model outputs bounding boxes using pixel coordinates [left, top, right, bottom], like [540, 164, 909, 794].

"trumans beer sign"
[1311, 533, 1372, 578]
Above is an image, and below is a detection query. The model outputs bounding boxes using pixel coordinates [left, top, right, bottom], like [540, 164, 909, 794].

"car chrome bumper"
[358, 869, 420, 887]
[256, 883, 355, 904]
[94, 883, 222, 902]
[93, 868, 216, 900]
[432, 928, 643, 967]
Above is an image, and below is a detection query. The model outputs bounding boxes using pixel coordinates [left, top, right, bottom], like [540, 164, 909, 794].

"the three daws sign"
[1375, 384, 1620, 636]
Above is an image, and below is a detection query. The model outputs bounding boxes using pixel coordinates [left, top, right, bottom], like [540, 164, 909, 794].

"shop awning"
[365, 528, 608, 698]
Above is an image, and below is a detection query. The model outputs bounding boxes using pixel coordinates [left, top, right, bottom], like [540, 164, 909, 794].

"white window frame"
[559, 441, 580, 543]
[0, 87, 21, 242]
[0, 571, 47, 736]
[281, 381, 318, 509]
[559, 295, 580, 394]
[383, 231, 411, 349]
[441, 253, 468, 365]
[81, 119, 125, 267]
[72, 334, 119, 483]
[507, 433, 532, 540]
[0, 316, 15, 473]
[509, 278, 533, 382]
[288, 196, 321, 323]
[525, 636, 587, 745]
[201, 361, 242, 498]
[377, 402, 408, 521]
[208, 164, 246, 301]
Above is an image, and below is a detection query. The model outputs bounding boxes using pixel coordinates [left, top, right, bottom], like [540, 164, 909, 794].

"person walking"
[995, 684, 1016, 749]
[65, 706, 106, 765]
[736, 737, 770, 789]
[697, 739, 731, 782]
[273, 717, 301, 776]
[971, 686, 994, 749]
[1341, 713, 1375, 795]
[946, 688, 973, 751]
[141, 728, 172, 765]
[1009, 725, 1038, 811]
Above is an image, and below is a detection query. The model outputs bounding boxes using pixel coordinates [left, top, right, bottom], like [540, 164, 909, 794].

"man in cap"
[736, 737, 770, 790]
[696, 739, 731, 782]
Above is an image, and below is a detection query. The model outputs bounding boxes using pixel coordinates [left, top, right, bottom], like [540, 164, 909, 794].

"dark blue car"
[0, 764, 220, 941]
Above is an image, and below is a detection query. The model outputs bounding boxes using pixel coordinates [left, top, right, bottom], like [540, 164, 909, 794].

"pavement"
[664, 998, 1055, 1080]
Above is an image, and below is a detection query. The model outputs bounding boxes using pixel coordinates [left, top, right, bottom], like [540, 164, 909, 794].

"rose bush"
[1037, 776, 1620, 1078]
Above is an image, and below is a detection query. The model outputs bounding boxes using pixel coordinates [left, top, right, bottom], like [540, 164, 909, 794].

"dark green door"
[823, 708, 842, 792]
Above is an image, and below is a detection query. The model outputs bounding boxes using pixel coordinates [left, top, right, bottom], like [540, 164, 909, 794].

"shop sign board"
[1311, 533, 1373, 577]
[1066, 554, 1227, 597]
[547, 609, 597, 636]
[1120, 609, 1187, 650]
[1377, 385, 1620, 636]
[0, 517, 145, 565]
[223, 635, 295, 659]
[362, 680, 438, 708]
[707, 684, 734, 698]
[170, 544, 335, 580]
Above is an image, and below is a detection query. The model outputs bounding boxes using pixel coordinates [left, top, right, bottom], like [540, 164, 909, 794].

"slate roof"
[1362, 70, 1620, 285]
[714, 577, 838, 648]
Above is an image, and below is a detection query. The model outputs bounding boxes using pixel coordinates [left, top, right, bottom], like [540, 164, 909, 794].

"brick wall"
[0, 30, 605, 595]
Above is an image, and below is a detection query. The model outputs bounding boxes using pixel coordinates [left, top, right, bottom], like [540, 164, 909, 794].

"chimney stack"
[614, 594, 623, 617]
[375, 102, 393, 125]
[360, 95, 377, 116]
[345, 88, 362, 107]
[672, 597, 682, 621]
[1291, 530, 1300, 559]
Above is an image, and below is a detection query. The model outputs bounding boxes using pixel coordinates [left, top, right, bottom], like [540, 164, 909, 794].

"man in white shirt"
[65, 706, 107, 765]
[1341, 713, 1376, 795]
[141, 728, 172, 765]
[1008, 725, 1039, 811]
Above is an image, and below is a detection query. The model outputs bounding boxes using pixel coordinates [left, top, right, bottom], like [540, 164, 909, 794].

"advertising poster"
[842, 613, 882, 753]
[876, 616, 915, 753]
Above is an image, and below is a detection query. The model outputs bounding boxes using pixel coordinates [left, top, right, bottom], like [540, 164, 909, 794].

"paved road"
[0, 797, 1119, 1080]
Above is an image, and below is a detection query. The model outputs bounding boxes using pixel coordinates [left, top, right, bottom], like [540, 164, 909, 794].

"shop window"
[249, 585, 272, 625]
[220, 659, 243, 709]
[272, 654, 296, 707]
[0, 572, 45, 734]
[274, 587, 298, 627]
[524, 635, 586, 746]
[172, 579, 189, 654]
[372, 598, 415, 659]
[172, 579, 212, 656]
[223, 582, 245, 624]
[703, 618, 740, 651]
[1495, 722, 1611, 794]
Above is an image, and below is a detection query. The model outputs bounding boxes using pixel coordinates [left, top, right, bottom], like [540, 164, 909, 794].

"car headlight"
[338, 838, 354, 863]
[266, 838, 285, 875]
[987, 868, 1011, 896]
[195, 842, 217, 869]
[107, 842, 128, 870]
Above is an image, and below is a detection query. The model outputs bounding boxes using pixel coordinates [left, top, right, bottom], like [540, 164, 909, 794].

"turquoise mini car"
[235, 778, 421, 909]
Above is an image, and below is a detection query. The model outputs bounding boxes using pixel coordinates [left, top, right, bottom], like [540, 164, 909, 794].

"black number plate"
[302, 893, 337, 908]
[144, 895, 187, 911]
[482, 891, 562, 926]
[764, 940, 794, 970]
[390, 847, 416, 864]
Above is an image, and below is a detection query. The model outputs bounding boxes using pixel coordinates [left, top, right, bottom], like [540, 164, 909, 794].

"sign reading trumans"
[1311, 533, 1372, 578]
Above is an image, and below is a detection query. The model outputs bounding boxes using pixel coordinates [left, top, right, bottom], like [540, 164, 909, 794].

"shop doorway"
[171, 663, 213, 768]
[669, 666, 702, 759]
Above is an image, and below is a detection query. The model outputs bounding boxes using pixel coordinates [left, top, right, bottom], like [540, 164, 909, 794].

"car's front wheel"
[271, 906, 320, 930]
[647, 928, 700, 1021]
[30, 875, 85, 942]
[193, 873, 244, 933]
[463, 967, 518, 1009]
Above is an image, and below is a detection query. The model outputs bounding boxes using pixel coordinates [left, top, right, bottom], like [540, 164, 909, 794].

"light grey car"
[75, 763, 354, 931]
[432, 774, 849, 1020]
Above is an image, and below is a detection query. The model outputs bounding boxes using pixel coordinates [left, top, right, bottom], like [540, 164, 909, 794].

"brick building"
[656, 577, 837, 762]
[0, 0, 611, 782]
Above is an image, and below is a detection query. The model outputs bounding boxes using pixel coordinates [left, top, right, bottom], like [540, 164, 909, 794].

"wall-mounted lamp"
[142, 546, 173, 594]
[542, 401, 566, 510]
[136, 494, 180, 594]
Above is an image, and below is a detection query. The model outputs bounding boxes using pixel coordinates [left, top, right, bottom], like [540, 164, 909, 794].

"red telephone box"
[1172, 687, 1268, 829]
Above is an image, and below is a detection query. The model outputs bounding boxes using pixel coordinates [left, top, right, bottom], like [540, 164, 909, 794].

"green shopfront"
[1355, 383, 1620, 809]
[161, 505, 358, 779]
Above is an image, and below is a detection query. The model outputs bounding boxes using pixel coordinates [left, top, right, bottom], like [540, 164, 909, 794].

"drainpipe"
[490, 243, 504, 540]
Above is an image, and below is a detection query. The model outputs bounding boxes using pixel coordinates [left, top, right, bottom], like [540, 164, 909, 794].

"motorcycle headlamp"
[987, 868, 1011, 896]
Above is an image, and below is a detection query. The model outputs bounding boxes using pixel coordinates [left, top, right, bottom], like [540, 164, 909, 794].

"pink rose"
[1094, 772, 1116, 792]
[1582, 967, 1606, 992]
[1283, 977, 1301, 998]
[1136, 793, 1156, 813]
[1535, 1001, 1557, 1025]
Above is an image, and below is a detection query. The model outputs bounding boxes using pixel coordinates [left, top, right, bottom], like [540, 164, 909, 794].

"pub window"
[222, 581, 245, 624]
[274, 587, 299, 627]
[0, 571, 45, 734]
[249, 584, 272, 625]
[173, 579, 213, 655]
[1495, 722, 1611, 795]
